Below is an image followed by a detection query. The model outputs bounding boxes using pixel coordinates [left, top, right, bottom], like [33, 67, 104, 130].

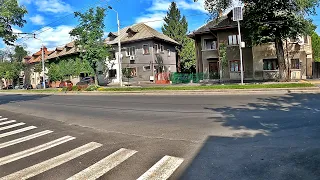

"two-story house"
[189, 11, 313, 81]
[105, 23, 179, 84]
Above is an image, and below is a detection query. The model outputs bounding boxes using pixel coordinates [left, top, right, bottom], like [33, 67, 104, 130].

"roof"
[189, 11, 238, 37]
[105, 23, 179, 45]
[47, 41, 79, 60]
[26, 47, 54, 64]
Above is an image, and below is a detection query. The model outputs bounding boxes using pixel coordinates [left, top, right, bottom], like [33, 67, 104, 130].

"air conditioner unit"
[130, 56, 135, 60]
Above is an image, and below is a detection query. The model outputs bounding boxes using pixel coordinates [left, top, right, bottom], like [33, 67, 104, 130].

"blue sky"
[1, 0, 209, 53]
[2, 0, 320, 54]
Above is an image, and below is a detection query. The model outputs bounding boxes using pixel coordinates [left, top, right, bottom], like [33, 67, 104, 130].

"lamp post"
[33, 35, 46, 89]
[108, 6, 122, 87]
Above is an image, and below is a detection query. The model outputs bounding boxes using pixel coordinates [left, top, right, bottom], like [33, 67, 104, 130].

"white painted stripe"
[0, 136, 75, 166]
[0, 120, 16, 126]
[0, 130, 53, 149]
[0, 126, 37, 139]
[0, 142, 102, 180]
[67, 148, 137, 180]
[0, 118, 8, 121]
[137, 156, 184, 180]
[0, 123, 25, 131]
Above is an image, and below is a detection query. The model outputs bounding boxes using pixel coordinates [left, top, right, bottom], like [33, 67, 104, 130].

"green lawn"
[0, 83, 315, 93]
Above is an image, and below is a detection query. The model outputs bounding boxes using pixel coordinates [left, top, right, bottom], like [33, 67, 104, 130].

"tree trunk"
[275, 38, 287, 81]
[94, 73, 99, 85]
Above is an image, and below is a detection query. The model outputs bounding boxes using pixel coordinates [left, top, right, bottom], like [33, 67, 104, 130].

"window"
[124, 67, 137, 77]
[204, 39, 217, 50]
[160, 45, 164, 52]
[143, 44, 150, 54]
[291, 59, 300, 69]
[228, 35, 239, 45]
[168, 49, 171, 56]
[304, 36, 308, 44]
[143, 66, 151, 71]
[98, 71, 103, 75]
[110, 52, 116, 59]
[108, 69, 117, 78]
[230, 60, 242, 72]
[127, 47, 136, 56]
[130, 60, 135, 64]
[263, 59, 278, 70]
[154, 44, 159, 53]
[32, 78, 35, 84]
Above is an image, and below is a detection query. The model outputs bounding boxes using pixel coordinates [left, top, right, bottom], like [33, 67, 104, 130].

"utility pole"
[33, 34, 46, 89]
[108, 6, 123, 87]
[233, 7, 244, 85]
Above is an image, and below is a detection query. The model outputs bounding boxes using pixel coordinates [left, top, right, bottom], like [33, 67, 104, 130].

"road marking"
[0, 130, 53, 149]
[137, 155, 184, 180]
[0, 142, 102, 180]
[0, 120, 16, 126]
[0, 123, 25, 131]
[0, 118, 8, 121]
[67, 148, 137, 180]
[0, 136, 76, 166]
[0, 126, 37, 139]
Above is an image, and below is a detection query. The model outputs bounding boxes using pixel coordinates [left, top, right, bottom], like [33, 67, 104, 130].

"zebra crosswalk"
[0, 116, 184, 180]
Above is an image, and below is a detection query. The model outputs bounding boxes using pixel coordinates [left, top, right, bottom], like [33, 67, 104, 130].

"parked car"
[5, 85, 14, 90]
[76, 77, 94, 86]
[24, 84, 33, 90]
[36, 82, 50, 89]
[59, 80, 73, 88]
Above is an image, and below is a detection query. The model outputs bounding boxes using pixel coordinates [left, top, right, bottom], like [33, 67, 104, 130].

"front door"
[209, 61, 219, 79]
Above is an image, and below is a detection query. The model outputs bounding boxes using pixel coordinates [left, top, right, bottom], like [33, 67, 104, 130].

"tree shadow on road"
[0, 94, 49, 105]
[179, 93, 320, 180]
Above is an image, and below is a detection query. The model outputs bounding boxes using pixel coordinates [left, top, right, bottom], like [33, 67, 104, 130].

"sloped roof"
[47, 41, 79, 60]
[105, 23, 179, 45]
[189, 11, 238, 37]
[27, 47, 54, 64]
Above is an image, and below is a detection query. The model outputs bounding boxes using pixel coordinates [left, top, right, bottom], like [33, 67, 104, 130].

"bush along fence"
[169, 72, 220, 84]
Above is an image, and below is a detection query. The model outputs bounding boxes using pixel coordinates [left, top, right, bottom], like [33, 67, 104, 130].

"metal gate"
[313, 62, 320, 78]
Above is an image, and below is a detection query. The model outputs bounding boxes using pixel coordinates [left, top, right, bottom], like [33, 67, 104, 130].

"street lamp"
[33, 35, 46, 89]
[108, 6, 123, 87]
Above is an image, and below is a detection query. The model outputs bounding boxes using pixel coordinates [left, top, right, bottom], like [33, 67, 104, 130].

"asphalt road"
[0, 93, 319, 180]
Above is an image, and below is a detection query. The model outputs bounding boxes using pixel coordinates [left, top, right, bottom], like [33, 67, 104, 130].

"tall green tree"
[69, 7, 109, 85]
[0, 0, 28, 45]
[311, 31, 320, 62]
[198, 0, 318, 80]
[0, 61, 23, 88]
[162, 2, 195, 73]
[12, 45, 28, 62]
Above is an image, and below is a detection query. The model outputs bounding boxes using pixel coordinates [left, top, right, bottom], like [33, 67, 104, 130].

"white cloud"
[34, 0, 73, 13]
[19, 0, 32, 5]
[135, 12, 166, 29]
[136, 0, 206, 30]
[19, 25, 74, 53]
[30, 15, 45, 25]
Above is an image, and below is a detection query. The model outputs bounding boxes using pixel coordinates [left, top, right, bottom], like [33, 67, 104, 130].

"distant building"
[189, 11, 313, 80]
[105, 23, 179, 84]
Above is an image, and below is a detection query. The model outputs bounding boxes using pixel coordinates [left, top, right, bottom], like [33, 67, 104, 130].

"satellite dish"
[297, 36, 304, 45]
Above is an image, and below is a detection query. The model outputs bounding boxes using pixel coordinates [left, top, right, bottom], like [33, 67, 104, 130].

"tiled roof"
[26, 47, 54, 64]
[47, 41, 79, 60]
[105, 23, 179, 45]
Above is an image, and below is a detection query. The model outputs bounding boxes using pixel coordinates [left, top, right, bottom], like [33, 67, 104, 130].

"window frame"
[142, 44, 150, 55]
[263, 59, 279, 71]
[160, 45, 164, 53]
[203, 39, 217, 50]
[154, 44, 159, 54]
[291, 59, 300, 69]
[127, 46, 136, 56]
[143, 65, 151, 71]
[228, 35, 239, 46]
[229, 60, 244, 72]
[168, 49, 171, 57]
[108, 69, 117, 78]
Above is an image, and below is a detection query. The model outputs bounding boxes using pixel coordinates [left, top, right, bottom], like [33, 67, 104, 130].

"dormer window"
[108, 32, 118, 41]
[126, 28, 137, 38]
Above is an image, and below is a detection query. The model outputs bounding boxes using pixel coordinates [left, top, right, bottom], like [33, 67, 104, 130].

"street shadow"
[179, 93, 320, 180]
[0, 94, 49, 105]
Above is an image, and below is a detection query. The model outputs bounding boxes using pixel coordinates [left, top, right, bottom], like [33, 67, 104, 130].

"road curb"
[0, 87, 319, 96]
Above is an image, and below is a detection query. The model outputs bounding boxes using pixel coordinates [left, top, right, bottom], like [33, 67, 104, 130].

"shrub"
[62, 87, 68, 91]
[77, 84, 88, 91]
[85, 85, 100, 91]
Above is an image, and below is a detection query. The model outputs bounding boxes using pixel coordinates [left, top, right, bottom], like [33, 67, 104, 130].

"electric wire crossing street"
[0, 115, 184, 180]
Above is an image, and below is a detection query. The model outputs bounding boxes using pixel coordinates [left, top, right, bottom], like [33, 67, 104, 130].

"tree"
[162, 2, 196, 72]
[0, 0, 28, 45]
[198, 0, 318, 80]
[70, 7, 110, 85]
[12, 45, 28, 62]
[311, 31, 320, 62]
[0, 61, 23, 88]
